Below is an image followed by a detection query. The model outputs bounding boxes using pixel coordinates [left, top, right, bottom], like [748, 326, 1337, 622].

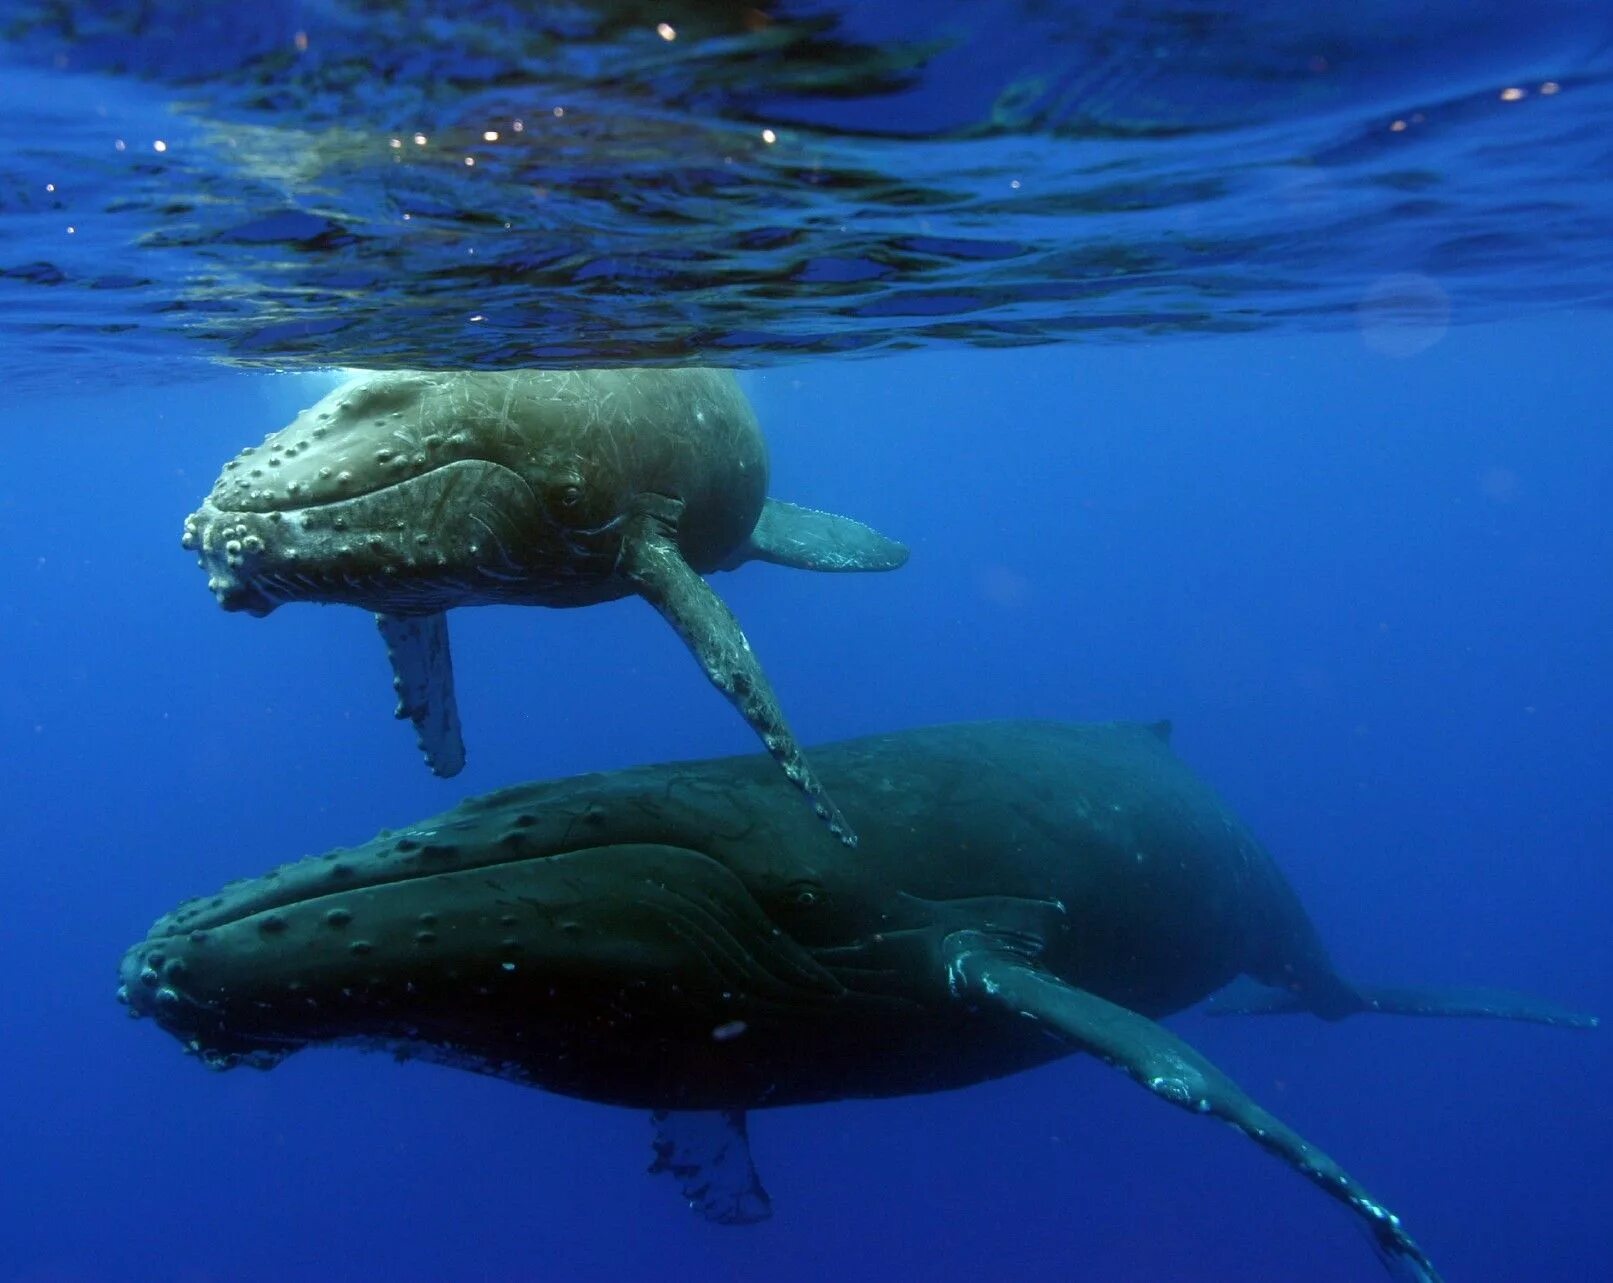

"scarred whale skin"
[180, 367, 910, 845]
[185, 368, 772, 615]
[119, 720, 1594, 1280]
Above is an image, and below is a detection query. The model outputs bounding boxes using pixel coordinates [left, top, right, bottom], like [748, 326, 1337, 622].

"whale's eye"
[786, 880, 827, 910]
[544, 473, 587, 514]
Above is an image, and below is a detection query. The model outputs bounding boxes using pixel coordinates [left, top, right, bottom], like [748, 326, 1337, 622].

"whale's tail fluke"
[1206, 979, 1598, 1030]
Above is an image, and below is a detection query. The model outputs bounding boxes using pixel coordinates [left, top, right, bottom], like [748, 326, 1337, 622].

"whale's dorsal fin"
[943, 931, 1443, 1283]
[724, 498, 909, 573]
[375, 611, 465, 777]
[649, 1109, 771, 1226]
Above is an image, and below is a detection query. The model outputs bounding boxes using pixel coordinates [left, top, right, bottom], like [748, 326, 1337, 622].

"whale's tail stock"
[1222, 856, 1599, 1030]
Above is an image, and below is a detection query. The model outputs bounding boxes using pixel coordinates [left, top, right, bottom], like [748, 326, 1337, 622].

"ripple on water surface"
[1, 1, 1612, 385]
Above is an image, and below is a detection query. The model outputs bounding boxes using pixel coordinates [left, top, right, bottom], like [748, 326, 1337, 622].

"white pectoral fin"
[944, 932, 1443, 1283]
[375, 611, 466, 777]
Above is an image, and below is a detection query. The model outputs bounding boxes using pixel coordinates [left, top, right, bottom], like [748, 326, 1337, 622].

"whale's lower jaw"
[112, 833, 855, 1108]
[182, 458, 565, 614]
[115, 963, 299, 1072]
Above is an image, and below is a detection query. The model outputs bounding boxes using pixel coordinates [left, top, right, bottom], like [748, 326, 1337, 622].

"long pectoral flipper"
[946, 933, 1442, 1283]
[723, 498, 909, 573]
[621, 500, 857, 847]
[375, 611, 466, 777]
[649, 1109, 772, 1226]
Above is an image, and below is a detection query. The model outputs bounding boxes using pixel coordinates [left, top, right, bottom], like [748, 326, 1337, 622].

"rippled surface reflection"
[2, 1, 1611, 383]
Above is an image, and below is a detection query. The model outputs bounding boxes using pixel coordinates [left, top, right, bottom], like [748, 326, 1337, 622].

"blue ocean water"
[2, 5, 1610, 1282]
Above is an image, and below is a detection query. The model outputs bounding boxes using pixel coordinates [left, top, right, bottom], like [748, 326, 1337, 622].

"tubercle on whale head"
[180, 453, 571, 614]
[197, 370, 640, 522]
[199, 372, 509, 516]
[181, 508, 283, 614]
[116, 942, 296, 1071]
[116, 816, 846, 1081]
[180, 370, 665, 612]
[192, 363, 767, 537]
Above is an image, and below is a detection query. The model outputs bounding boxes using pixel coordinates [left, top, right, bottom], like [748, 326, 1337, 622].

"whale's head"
[182, 371, 636, 617]
[115, 776, 889, 1105]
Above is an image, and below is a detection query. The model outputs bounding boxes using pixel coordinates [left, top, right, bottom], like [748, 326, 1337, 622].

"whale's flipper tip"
[376, 610, 466, 777]
[947, 935, 1441, 1283]
[649, 1109, 772, 1226]
[1364, 1223, 1446, 1283]
[622, 500, 857, 847]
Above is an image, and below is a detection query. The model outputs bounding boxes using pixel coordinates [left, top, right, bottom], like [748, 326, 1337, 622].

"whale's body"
[120, 721, 1593, 1278]
[183, 367, 907, 843]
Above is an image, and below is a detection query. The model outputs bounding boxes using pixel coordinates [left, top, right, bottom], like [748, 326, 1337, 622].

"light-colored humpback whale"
[183, 367, 906, 844]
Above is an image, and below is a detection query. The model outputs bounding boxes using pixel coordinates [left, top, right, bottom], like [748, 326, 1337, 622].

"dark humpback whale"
[182, 367, 907, 845]
[118, 721, 1593, 1280]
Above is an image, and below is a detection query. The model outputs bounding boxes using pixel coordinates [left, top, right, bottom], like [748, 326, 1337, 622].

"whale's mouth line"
[205, 456, 533, 518]
[187, 456, 553, 614]
[150, 840, 722, 939]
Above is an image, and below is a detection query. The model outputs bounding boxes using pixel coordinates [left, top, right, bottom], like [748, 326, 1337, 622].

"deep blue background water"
[5, 0, 1613, 377]
[4, 318, 1608, 1281]
[4, 3, 1613, 1280]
